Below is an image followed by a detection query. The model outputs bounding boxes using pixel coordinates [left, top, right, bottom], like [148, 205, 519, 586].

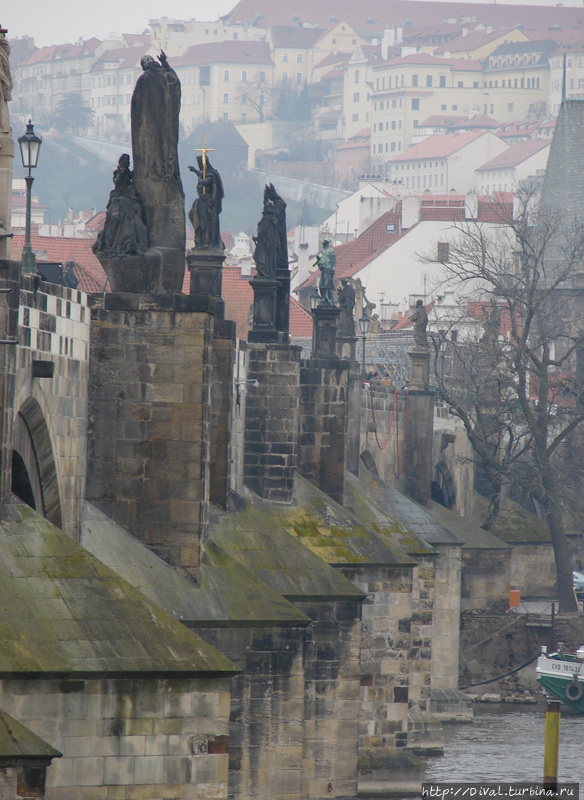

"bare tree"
[425, 192, 584, 612]
[237, 71, 271, 123]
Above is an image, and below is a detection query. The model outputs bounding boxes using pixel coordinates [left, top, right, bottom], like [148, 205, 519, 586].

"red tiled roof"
[392, 300, 434, 331]
[477, 137, 549, 171]
[390, 130, 492, 162]
[433, 26, 523, 55]
[11, 234, 107, 293]
[375, 53, 482, 71]
[172, 41, 273, 67]
[314, 51, 352, 69]
[92, 45, 150, 70]
[420, 114, 499, 129]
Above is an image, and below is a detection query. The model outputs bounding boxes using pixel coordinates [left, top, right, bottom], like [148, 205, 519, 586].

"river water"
[421, 705, 584, 784]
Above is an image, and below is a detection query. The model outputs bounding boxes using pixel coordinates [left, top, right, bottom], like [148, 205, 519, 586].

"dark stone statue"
[93, 154, 148, 258]
[252, 184, 287, 278]
[338, 278, 356, 336]
[411, 299, 429, 348]
[188, 155, 224, 250]
[316, 238, 336, 305]
[0, 28, 12, 134]
[131, 52, 180, 181]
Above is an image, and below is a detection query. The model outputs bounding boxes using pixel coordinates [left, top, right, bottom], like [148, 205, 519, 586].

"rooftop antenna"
[562, 51, 567, 103]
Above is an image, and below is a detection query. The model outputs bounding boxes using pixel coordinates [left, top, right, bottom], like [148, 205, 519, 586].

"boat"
[535, 645, 584, 712]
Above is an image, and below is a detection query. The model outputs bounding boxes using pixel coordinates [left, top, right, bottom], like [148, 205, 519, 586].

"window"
[282, 72, 288, 83]
[391, 141, 395, 151]
[426, 75, 432, 87]
[457, 81, 463, 88]
[412, 74, 418, 87]
[355, 69, 360, 83]
[259, 71, 266, 82]
[386, 223, 395, 232]
[297, 53, 303, 62]
[439, 76, 446, 88]
[508, 102, 514, 112]
[223, 93, 229, 103]
[241, 70, 248, 82]
[199, 66, 210, 86]
[296, 73, 302, 84]
[224, 69, 230, 81]
[282, 52, 289, 62]
[241, 113, 246, 123]
[391, 120, 396, 129]
[452, 105, 457, 111]
[441, 104, 446, 110]
[223, 112, 228, 121]
[412, 98, 419, 110]
[332, 38, 336, 44]
[241, 94, 247, 105]
[353, 92, 359, 102]
[352, 113, 359, 121]
[233, 32, 238, 39]
[437, 242, 449, 262]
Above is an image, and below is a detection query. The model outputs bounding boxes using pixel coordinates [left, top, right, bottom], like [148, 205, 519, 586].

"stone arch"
[13, 397, 62, 528]
[433, 460, 456, 509]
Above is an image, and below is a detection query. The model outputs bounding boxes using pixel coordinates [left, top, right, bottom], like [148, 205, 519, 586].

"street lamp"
[359, 310, 369, 379]
[18, 120, 42, 276]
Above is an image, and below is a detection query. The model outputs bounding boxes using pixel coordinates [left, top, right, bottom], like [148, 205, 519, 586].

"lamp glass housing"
[18, 120, 42, 170]
[359, 312, 369, 336]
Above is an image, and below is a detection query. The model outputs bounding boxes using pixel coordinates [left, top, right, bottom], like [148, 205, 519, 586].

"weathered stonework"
[298, 356, 350, 505]
[243, 344, 300, 503]
[210, 320, 237, 510]
[13, 275, 90, 539]
[87, 293, 216, 572]
[0, 676, 231, 800]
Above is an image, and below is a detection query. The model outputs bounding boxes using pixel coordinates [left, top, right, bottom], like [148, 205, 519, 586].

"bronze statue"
[253, 184, 287, 278]
[338, 278, 356, 336]
[188, 155, 224, 250]
[411, 299, 429, 348]
[316, 238, 336, 305]
[93, 154, 148, 258]
[131, 51, 180, 182]
[0, 27, 12, 133]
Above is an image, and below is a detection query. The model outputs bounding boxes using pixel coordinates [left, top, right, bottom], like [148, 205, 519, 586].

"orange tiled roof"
[477, 138, 549, 171]
[11, 234, 107, 293]
[389, 130, 492, 162]
[172, 41, 273, 67]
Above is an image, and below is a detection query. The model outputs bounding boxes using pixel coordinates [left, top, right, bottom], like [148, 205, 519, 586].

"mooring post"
[543, 698, 561, 791]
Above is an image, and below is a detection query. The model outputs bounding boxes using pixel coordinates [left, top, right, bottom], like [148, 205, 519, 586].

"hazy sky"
[3, 0, 236, 47]
[3, 0, 582, 48]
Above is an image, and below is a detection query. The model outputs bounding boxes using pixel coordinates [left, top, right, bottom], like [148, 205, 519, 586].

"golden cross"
[194, 136, 215, 192]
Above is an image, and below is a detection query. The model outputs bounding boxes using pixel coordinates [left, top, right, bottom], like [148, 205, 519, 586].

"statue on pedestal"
[338, 278, 356, 337]
[188, 154, 224, 250]
[411, 299, 429, 348]
[316, 238, 336, 305]
[253, 184, 288, 278]
[93, 154, 148, 258]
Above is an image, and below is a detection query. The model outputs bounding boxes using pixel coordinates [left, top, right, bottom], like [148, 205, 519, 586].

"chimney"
[401, 195, 421, 229]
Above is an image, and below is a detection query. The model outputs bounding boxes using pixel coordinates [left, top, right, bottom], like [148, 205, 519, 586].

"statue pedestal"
[408, 346, 430, 390]
[248, 276, 281, 343]
[97, 249, 169, 294]
[337, 335, 357, 361]
[312, 305, 341, 358]
[187, 248, 225, 319]
[275, 269, 291, 336]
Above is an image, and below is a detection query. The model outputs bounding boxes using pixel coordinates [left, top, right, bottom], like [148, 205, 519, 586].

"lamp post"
[18, 120, 42, 276]
[359, 310, 369, 379]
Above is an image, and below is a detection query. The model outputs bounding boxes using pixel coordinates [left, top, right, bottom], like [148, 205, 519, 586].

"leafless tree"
[237, 71, 271, 123]
[425, 191, 584, 612]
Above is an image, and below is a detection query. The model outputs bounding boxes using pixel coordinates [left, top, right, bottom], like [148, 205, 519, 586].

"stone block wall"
[196, 626, 306, 800]
[396, 391, 433, 507]
[210, 320, 237, 510]
[510, 543, 556, 599]
[298, 357, 349, 505]
[0, 261, 18, 516]
[13, 276, 90, 539]
[461, 549, 511, 610]
[430, 545, 462, 690]
[295, 599, 362, 800]
[244, 344, 300, 503]
[87, 294, 214, 573]
[0, 676, 231, 800]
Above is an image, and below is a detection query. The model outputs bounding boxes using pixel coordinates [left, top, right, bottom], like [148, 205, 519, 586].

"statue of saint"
[338, 278, 356, 336]
[0, 27, 12, 134]
[411, 299, 429, 348]
[316, 238, 336, 305]
[188, 155, 224, 250]
[93, 154, 148, 258]
[131, 51, 181, 182]
[253, 184, 287, 278]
